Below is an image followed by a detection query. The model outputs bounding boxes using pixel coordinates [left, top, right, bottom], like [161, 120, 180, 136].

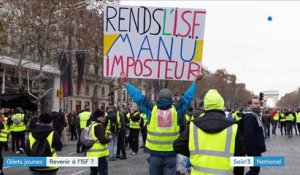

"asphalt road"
[3, 131, 300, 175]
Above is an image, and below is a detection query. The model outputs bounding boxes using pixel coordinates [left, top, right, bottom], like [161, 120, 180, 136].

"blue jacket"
[125, 82, 198, 157]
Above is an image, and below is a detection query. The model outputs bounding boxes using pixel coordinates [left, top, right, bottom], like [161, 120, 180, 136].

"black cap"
[39, 113, 52, 124]
[93, 108, 105, 119]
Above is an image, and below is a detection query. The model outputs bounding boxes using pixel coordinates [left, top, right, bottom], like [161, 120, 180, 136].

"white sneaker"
[19, 148, 24, 154]
[16, 151, 20, 154]
[131, 152, 136, 155]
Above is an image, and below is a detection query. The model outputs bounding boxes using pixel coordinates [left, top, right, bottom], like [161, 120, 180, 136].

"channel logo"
[230, 156, 285, 167]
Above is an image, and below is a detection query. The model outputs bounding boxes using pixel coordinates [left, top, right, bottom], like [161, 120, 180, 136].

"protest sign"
[104, 5, 206, 81]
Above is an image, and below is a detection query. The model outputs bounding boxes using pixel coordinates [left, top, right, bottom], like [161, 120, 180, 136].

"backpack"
[12, 114, 22, 125]
[80, 123, 98, 149]
[28, 133, 52, 157]
[108, 114, 118, 134]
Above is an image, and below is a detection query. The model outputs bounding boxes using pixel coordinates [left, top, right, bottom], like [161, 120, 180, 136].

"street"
[3, 133, 300, 175]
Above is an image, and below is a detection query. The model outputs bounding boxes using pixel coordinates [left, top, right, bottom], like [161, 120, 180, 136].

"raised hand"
[194, 68, 204, 82]
[120, 71, 129, 84]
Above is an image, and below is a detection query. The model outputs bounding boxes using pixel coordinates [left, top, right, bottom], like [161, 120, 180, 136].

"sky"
[120, 1, 300, 98]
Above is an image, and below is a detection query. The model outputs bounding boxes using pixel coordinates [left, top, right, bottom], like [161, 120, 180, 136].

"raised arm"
[174, 69, 204, 124]
[120, 72, 154, 121]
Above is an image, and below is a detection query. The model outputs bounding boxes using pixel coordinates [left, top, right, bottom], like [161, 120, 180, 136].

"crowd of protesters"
[1, 72, 299, 175]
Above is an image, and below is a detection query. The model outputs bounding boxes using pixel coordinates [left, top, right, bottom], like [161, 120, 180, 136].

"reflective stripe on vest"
[79, 111, 91, 129]
[11, 113, 26, 132]
[0, 120, 8, 142]
[189, 122, 237, 175]
[86, 123, 109, 158]
[29, 131, 58, 171]
[129, 112, 141, 129]
[145, 105, 179, 151]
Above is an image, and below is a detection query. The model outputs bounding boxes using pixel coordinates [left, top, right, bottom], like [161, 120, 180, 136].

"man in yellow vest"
[77, 107, 91, 153]
[120, 69, 203, 175]
[8, 107, 28, 154]
[106, 105, 121, 161]
[296, 109, 300, 135]
[128, 104, 143, 155]
[140, 111, 147, 148]
[285, 109, 295, 137]
[0, 113, 9, 175]
[279, 110, 286, 135]
[25, 113, 63, 175]
[86, 108, 111, 175]
[174, 89, 245, 175]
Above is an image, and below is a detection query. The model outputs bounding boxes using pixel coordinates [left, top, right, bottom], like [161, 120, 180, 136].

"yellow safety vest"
[146, 105, 179, 151]
[233, 111, 241, 121]
[273, 113, 279, 121]
[106, 112, 121, 134]
[126, 113, 130, 127]
[86, 123, 109, 158]
[141, 113, 147, 127]
[189, 122, 237, 175]
[286, 114, 294, 121]
[79, 111, 91, 129]
[129, 112, 141, 129]
[11, 113, 26, 132]
[0, 120, 9, 142]
[297, 112, 300, 123]
[185, 114, 194, 123]
[29, 131, 58, 171]
[279, 113, 286, 122]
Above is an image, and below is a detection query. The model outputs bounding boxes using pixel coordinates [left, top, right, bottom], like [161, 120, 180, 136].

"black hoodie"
[173, 110, 245, 175]
[25, 124, 63, 171]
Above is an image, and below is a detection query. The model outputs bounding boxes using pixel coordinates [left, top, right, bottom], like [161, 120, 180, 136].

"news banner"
[4, 156, 284, 167]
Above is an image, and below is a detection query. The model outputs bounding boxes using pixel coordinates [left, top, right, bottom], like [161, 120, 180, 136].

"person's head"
[193, 108, 203, 118]
[15, 107, 23, 114]
[233, 103, 239, 112]
[121, 107, 128, 114]
[225, 108, 232, 113]
[158, 88, 173, 102]
[0, 113, 4, 122]
[203, 89, 224, 111]
[188, 107, 193, 112]
[93, 108, 106, 123]
[39, 113, 52, 124]
[59, 109, 65, 115]
[107, 105, 117, 113]
[129, 103, 138, 113]
[248, 96, 261, 110]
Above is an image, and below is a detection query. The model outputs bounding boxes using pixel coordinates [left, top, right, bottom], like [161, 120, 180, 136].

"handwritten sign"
[104, 5, 206, 81]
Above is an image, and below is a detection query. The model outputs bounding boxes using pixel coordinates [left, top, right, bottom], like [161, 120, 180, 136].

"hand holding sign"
[120, 71, 129, 85]
[194, 68, 204, 82]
